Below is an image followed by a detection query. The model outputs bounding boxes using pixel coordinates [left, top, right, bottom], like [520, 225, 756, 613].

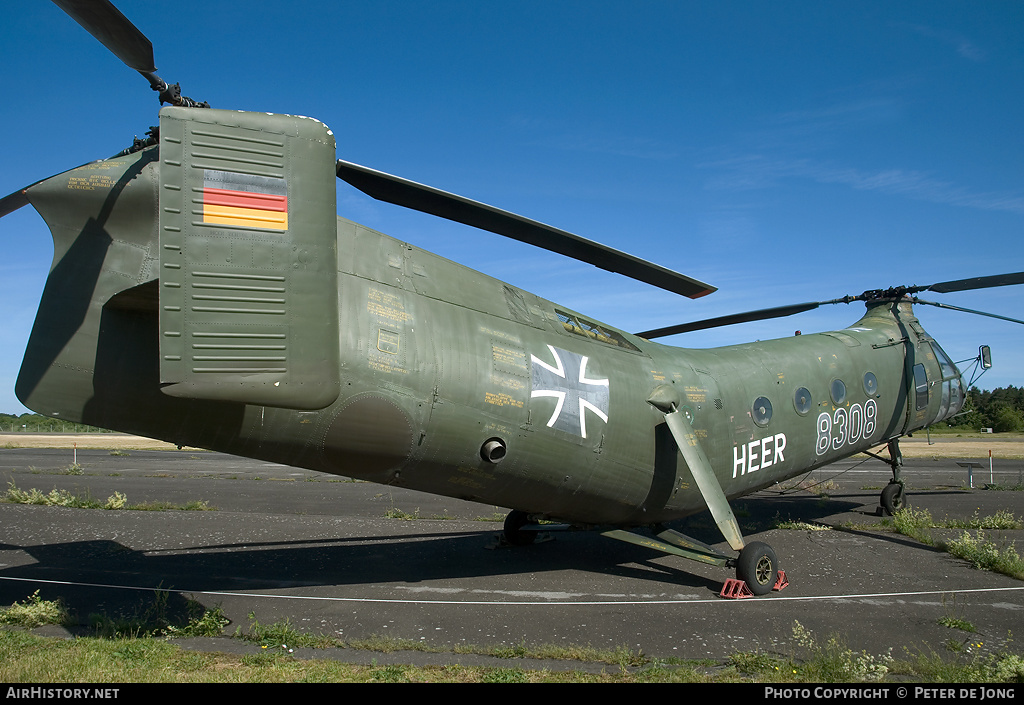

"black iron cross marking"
[530, 345, 609, 438]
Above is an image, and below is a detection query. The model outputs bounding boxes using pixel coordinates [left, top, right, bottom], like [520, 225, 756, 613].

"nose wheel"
[880, 481, 906, 516]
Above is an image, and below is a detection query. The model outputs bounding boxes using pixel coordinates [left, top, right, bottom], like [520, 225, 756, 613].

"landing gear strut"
[500, 386, 791, 598]
[645, 386, 786, 597]
[879, 439, 907, 516]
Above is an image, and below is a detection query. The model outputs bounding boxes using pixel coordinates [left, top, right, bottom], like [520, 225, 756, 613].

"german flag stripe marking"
[203, 187, 287, 212]
[203, 204, 288, 230]
[201, 170, 288, 231]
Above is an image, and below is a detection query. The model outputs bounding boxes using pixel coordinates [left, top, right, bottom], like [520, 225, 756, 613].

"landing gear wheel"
[880, 482, 906, 516]
[736, 541, 778, 596]
[503, 510, 536, 546]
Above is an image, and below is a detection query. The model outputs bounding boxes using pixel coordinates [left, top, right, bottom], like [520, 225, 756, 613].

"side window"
[914, 363, 928, 411]
[555, 310, 640, 352]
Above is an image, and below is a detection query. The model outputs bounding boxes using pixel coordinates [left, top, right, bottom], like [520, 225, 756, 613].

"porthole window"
[830, 379, 847, 405]
[794, 387, 812, 416]
[752, 396, 773, 426]
[863, 372, 878, 396]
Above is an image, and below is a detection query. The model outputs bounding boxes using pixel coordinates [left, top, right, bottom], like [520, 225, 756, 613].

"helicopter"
[2, 0, 1022, 597]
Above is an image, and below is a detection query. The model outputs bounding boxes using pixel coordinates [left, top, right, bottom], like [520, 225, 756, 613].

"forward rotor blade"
[913, 298, 1024, 326]
[635, 299, 854, 339]
[638, 270, 1024, 340]
[923, 272, 1024, 294]
[52, 0, 156, 73]
[336, 159, 716, 299]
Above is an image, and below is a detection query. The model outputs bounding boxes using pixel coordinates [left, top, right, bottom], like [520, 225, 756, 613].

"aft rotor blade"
[913, 298, 1024, 326]
[52, 0, 156, 72]
[1, 161, 104, 219]
[924, 272, 1024, 294]
[635, 299, 854, 339]
[0, 189, 30, 219]
[336, 159, 716, 299]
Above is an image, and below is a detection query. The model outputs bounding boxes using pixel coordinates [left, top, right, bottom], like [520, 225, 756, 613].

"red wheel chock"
[719, 570, 789, 599]
[719, 579, 754, 599]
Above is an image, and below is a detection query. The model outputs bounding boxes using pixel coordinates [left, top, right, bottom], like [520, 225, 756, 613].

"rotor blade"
[2, 161, 105, 219]
[924, 272, 1024, 294]
[635, 299, 858, 339]
[0, 189, 30, 219]
[336, 159, 716, 299]
[51, 0, 156, 73]
[913, 298, 1024, 326]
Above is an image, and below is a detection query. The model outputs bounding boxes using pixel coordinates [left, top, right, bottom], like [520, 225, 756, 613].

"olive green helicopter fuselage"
[14, 109, 965, 534]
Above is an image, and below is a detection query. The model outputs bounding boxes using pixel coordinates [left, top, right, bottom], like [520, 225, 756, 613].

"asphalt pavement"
[1, 446, 1023, 672]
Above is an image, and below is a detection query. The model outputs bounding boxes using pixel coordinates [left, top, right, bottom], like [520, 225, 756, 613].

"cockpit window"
[930, 341, 964, 422]
[932, 341, 959, 380]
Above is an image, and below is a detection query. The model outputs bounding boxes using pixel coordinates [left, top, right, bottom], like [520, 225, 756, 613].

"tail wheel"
[880, 482, 906, 516]
[736, 541, 778, 596]
[503, 510, 536, 546]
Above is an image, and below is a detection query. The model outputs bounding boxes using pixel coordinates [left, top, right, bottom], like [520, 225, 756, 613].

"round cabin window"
[794, 387, 812, 415]
[863, 372, 878, 396]
[830, 379, 847, 405]
[752, 396, 773, 426]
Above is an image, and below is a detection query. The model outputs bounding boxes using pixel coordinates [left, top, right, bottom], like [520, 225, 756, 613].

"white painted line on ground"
[2, 574, 1023, 607]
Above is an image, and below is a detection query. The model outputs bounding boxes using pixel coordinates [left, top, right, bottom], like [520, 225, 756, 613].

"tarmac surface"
[1, 442, 1023, 672]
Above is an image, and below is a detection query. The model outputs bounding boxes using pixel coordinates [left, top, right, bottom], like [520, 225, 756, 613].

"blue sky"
[1, 1, 1022, 415]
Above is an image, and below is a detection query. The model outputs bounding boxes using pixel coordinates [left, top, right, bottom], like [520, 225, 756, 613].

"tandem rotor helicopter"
[3, 0, 1023, 596]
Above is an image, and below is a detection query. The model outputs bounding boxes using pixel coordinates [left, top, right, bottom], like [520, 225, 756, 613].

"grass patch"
[937, 593, 976, 634]
[946, 510, 1024, 530]
[238, 612, 337, 650]
[946, 532, 1024, 580]
[938, 616, 976, 633]
[1, 482, 215, 511]
[711, 620, 1024, 683]
[2, 599, 1024, 682]
[790, 620, 894, 681]
[89, 591, 229, 639]
[164, 604, 230, 638]
[0, 591, 68, 628]
[2, 483, 113, 509]
[383, 506, 420, 520]
[238, 613, 646, 666]
[731, 621, 1024, 683]
[885, 508, 1024, 581]
[773, 513, 831, 531]
[891, 506, 938, 544]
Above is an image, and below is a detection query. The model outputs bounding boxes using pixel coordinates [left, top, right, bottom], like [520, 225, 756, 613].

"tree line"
[955, 386, 1024, 433]
[0, 412, 116, 434]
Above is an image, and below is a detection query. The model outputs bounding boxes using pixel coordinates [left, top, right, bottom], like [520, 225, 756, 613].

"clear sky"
[1, 1, 1022, 416]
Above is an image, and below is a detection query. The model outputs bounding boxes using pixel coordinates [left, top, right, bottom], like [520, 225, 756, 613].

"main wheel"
[503, 510, 536, 546]
[880, 482, 906, 516]
[736, 541, 778, 596]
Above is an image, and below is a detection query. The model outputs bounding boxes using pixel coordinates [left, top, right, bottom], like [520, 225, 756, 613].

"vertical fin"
[158, 107, 339, 409]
